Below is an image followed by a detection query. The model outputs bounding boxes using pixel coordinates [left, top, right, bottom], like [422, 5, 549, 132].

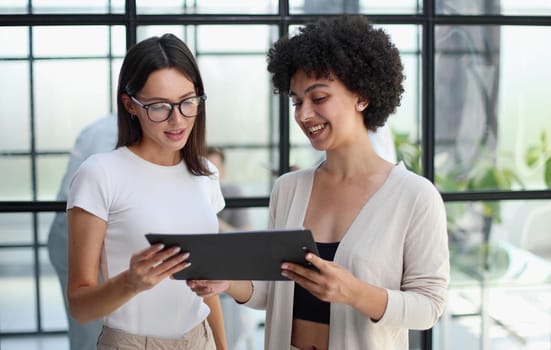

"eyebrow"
[139, 91, 196, 103]
[289, 83, 330, 97]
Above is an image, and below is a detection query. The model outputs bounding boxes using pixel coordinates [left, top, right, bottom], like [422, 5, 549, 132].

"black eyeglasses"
[130, 95, 207, 123]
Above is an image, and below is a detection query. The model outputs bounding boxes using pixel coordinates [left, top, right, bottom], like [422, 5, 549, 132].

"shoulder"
[393, 162, 444, 204]
[274, 167, 314, 188]
[77, 148, 124, 174]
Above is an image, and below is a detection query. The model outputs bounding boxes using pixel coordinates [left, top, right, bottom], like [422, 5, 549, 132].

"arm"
[281, 254, 388, 321]
[203, 296, 228, 350]
[67, 207, 189, 323]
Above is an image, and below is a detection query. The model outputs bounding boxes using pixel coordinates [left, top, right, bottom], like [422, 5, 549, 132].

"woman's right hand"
[126, 244, 190, 293]
[186, 280, 230, 298]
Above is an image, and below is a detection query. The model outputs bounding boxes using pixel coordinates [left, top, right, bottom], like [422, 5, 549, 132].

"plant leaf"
[545, 157, 551, 188]
[525, 146, 541, 167]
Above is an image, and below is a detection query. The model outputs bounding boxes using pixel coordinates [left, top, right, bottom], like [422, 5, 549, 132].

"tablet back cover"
[145, 229, 318, 280]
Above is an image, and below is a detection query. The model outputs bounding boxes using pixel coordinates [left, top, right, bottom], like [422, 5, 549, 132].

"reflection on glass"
[0, 249, 37, 332]
[136, 0, 277, 14]
[443, 200, 551, 350]
[437, 0, 551, 16]
[290, 0, 421, 14]
[435, 25, 551, 192]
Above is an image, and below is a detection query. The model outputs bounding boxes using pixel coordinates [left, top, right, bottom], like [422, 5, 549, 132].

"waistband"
[98, 320, 208, 349]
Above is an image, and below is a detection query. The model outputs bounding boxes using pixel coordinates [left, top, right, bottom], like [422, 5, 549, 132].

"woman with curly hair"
[189, 15, 449, 349]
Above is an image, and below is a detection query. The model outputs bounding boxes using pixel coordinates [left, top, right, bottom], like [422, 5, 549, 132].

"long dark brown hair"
[116, 33, 211, 176]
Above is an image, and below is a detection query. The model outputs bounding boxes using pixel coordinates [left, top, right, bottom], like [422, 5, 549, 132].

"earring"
[130, 114, 136, 120]
[357, 104, 366, 112]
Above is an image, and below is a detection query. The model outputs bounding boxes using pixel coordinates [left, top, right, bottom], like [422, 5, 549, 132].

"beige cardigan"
[245, 163, 450, 349]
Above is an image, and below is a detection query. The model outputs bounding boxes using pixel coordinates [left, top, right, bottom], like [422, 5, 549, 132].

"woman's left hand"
[281, 253, 359, 305]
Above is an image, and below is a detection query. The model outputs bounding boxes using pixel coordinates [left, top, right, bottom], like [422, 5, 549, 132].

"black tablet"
[145, 229, 319, 280]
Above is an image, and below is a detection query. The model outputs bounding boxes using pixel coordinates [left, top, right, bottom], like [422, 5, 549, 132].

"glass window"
[0, 213, 33, 245]
[33, 26, 111, 57]
[38, 212, 55, 244]
[39, 247, 67, 331]
[0, 27, 28, 57]
[436, 0, 551, 16]
[197, 25, 272, 53]
[34, 59, 112, 151]
[435, 25, 551, 192]
[441, 200, 551, 349]
[290, 0, 422, 14]
[37, 155, 69, 201]
[29, 0, 125, 14]
[136, 0, 278, 14]
[0, 61, 30, 153]
[0, 249, 37, 332]
[0, 157, 32, 201]
[0, 0, 27, 14]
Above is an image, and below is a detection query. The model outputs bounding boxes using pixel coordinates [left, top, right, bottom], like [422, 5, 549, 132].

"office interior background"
[0, 0, 550, 349]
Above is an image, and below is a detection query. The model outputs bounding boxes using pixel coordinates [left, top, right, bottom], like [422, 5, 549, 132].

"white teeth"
[308, 124, 325, 133]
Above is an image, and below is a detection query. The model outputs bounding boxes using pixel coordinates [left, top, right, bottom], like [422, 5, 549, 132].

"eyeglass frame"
[130, 94, 207, 123]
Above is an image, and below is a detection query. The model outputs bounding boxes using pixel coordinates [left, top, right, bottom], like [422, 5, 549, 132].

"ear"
[121, 93, 137, 115]
[356, 96, 369, 112]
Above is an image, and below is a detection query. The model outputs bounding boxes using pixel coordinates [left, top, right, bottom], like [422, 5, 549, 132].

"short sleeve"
[66, 154, 111, 222]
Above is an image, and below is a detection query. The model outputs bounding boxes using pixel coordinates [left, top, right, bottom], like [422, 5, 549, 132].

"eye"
[312, 96, 326, 104]
[181, 97, 199, 107]
[291, 99, 302, 107]
[148, 103, 171, 112]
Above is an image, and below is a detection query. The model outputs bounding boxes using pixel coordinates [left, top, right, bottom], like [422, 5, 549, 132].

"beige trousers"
[96, 320, 215, 350]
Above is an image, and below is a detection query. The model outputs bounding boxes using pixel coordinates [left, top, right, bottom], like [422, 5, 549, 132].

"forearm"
[68, 270, 137, 323]
[226, 280, 253, 304]
[349, 279, 388, 321]
[204, 296, 227, 350]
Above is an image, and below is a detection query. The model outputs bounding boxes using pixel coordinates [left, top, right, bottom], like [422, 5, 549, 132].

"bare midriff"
[291, 318, 329, 350]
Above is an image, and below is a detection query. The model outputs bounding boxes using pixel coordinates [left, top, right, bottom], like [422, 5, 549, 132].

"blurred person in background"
[47, 114, 117, 350]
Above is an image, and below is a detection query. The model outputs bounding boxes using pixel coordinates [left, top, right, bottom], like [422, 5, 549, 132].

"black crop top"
[292, 241, 339, 324]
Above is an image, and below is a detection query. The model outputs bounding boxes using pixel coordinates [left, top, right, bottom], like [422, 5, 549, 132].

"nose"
[168, 104, 186, 122]
[296, 101, 315, 123]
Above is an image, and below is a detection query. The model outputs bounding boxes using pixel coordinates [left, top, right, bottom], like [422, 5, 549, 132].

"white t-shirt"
[67, 147, 225, 338]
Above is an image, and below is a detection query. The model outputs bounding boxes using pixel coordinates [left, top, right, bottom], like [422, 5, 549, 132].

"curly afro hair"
[267, 15, 404, 131]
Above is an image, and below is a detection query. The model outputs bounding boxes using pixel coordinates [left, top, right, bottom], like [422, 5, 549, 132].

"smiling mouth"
[166, 129, 185, 135]
[308, 124, 325, 134]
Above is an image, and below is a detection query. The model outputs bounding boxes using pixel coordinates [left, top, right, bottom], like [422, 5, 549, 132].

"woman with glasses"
[188, 15, 449, 350]
[66, 34, 227, 350]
